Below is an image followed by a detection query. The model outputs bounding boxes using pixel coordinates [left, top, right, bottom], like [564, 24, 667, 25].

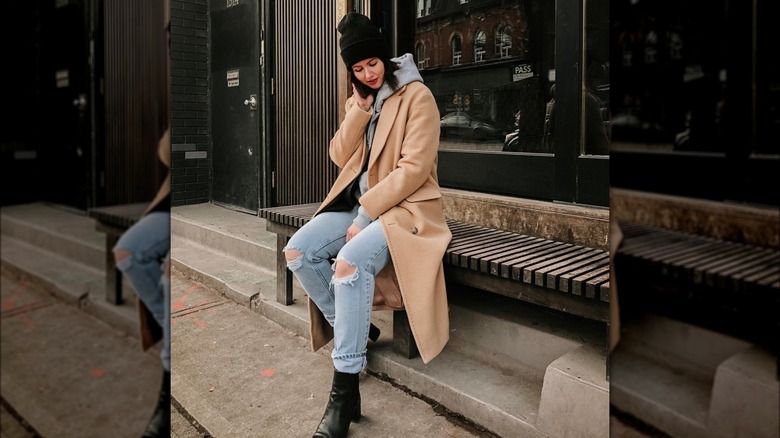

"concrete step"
[171, 209, 610, 437]
[171, 203, 276, 271]
[1, 235, 139, 341]
[1, 203, 105, 271]
[610, 314, 779, 438]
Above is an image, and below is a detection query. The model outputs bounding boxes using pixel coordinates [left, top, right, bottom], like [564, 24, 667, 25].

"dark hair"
[350, 57, 399, 98]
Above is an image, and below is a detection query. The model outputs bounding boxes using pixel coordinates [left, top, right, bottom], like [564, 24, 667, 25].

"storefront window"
[405, 0, 608, 206]
[610, 0, 778, 206]
[611, 0, 728, 152]
[417, 0, 554, 154]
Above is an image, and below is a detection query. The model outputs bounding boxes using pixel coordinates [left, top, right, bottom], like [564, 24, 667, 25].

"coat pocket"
[405, 185, 442, 203]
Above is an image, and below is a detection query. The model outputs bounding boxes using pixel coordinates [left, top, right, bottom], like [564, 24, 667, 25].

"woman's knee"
[333, 259, 358, 286]
[283, 248, 304, 271]
[113, 248, 133, 272]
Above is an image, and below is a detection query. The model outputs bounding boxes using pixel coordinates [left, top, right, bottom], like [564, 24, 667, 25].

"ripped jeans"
[113, 211, 171, 371]
[284, 204, 390, 373]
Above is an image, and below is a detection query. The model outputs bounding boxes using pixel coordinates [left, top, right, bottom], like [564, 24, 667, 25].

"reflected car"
[439, 112, 505, 141]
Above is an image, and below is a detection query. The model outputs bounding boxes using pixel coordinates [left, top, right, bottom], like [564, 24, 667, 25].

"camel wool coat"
[308, 81, 452, 364]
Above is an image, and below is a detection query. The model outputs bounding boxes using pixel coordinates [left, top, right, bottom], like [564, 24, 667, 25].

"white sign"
[227, 0, 239, 7]
[56, 69, 69, 88]
[227, 69, 239, 87]
[512, 64, 533, 82]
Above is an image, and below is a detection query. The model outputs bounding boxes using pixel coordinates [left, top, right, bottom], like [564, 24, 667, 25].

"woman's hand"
[352, 84, 374, 112]
[346, 223, 363, 242]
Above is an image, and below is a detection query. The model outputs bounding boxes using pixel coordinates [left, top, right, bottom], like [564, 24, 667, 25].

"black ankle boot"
[369, 323, 380, 342]
[142, 370, 170, 438]
[312, 370, 361, 438]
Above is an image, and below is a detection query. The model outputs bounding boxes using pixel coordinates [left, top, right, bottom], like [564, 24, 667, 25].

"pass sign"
[513, 64, 533, 82]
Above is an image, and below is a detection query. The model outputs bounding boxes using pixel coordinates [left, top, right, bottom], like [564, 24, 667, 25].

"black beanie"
[337, 12, 388, 68]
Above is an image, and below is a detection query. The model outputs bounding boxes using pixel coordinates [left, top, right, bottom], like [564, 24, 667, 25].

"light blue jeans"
[113, 211, 171, 371]
[284, 204, 390, 373]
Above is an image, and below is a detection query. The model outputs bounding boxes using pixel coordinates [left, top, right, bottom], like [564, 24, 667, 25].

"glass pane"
[415, 0, 555, 153]
[610, 0, 729, 153]
[583, 0, 610, 156]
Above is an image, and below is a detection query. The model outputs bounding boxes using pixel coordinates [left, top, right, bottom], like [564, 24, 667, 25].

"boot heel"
[369, 323, 380, 342]
[351, 398, 362, 423]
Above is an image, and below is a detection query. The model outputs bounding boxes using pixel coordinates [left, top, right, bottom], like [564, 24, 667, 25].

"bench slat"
[557, 255, 610, 293]
[468, 236, 538, 271]
[517, 245, 583, 282]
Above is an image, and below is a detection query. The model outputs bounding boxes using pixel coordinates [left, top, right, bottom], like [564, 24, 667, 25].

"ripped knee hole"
[333, 260, 357, 280]
[114, 249, 132, 262]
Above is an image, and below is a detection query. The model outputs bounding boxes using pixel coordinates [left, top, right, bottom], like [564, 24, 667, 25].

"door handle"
[244, 94, 257, 110]
[72, 94, 87, 110]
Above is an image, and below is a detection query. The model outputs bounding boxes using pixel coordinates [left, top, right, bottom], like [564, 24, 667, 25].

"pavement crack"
[0, 301, 53, 320]
[171, 300, 227, 318]
[171, 395, 214, 437]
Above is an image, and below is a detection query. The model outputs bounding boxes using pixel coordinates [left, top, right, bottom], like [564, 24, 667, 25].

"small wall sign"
[227, 69, 239, 87]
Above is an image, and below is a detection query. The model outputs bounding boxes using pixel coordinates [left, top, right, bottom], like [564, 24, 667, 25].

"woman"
[113, 128, 171, 438]
[283, 12, 452, 437]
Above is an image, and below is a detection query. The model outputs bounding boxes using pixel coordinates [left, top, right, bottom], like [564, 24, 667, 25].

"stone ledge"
[442, 188, 609, 251]
[610, 188, 780, 249]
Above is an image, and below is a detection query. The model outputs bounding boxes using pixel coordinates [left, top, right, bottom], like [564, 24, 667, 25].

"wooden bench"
[88, 202, 149, 305]
[260, 203, 611, 363]
[614, 221, 779, 371]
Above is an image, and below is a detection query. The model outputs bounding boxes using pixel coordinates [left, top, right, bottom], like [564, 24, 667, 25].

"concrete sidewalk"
[0, 268, 164, 438]
[169, 266, 491, 438]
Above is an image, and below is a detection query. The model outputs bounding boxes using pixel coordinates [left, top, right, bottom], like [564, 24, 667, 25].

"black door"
[40, 0, 92, 211]
[210, 0, 263, 213]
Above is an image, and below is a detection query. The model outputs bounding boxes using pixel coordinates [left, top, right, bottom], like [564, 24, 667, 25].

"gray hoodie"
[353, 53, 424, 229]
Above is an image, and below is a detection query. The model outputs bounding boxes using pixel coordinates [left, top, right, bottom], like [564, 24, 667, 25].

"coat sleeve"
[329, 96, 372, 169]
[359, 85, 440, 221]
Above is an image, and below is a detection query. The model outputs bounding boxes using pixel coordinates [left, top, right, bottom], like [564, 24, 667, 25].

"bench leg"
[393, 311, 419, 359]
[276, 235, 294, 305]
[105, 234, 123, 305]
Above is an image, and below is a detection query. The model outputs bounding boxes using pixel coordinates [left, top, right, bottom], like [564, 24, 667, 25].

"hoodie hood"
[374, 53, 423, 113]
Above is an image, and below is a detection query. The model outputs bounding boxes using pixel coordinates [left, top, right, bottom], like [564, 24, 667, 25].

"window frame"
[495, 25, 512, 58]
[474, 29, 486, 62]
[451, 35, 462, 66]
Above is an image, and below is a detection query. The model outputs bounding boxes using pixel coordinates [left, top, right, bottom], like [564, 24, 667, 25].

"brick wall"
[170, 0, 210, 206]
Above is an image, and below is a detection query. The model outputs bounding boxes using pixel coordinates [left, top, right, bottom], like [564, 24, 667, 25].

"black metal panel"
[553, 0, 583, 204]
[39, 0, 93, 210]
[611, 150, 730, 202]
[577, 156, 609, 207]
[210, 0, 262, 213]
[438, 150, 555, 199]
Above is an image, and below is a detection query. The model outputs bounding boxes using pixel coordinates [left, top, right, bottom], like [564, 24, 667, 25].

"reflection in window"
[474, 30, 486, 62]
[416, 42, 427, 69]
[416, 0, 554, 153]
[417, 0, 430, 18]
[611, 1, 727, 152]
[452, 36, 462, 66]
[495, 25, 512, 58]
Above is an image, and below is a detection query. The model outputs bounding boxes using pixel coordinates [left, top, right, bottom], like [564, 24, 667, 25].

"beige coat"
[309, 82, 452, 364]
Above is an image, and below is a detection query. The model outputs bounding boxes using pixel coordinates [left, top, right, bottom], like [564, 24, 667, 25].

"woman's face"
[351, 57, 385, 90]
